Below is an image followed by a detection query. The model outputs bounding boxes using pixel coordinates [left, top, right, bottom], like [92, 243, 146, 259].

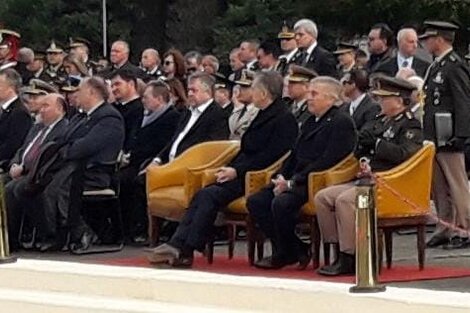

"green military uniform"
[357, 110, 423, 171]
[419, 20, 470, 248]
[44, 41, 68, 87]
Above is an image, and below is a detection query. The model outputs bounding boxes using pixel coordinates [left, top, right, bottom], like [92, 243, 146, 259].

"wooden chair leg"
[206, 238, 214, 264]
[246, 217, 256, 265]
[384, 229, 393, 269]
[148, 215, 160, 247]
[256, 232, 264, 261]
[227, 224, 235, 259]
[311, 218, 320, 269]
[417, 224, 426, 270]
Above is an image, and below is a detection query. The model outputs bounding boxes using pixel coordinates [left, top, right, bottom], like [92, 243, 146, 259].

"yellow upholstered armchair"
[202, 152, 291, 264]
[146, 140, 240, 246]
[324, 142, 435, 270]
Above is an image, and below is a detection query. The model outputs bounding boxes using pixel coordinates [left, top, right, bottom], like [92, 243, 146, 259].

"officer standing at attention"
[420, 21, 470, 249]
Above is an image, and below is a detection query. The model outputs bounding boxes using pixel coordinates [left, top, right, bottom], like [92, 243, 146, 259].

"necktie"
[349, 103, 355, 116]
[23, 127, 48, 167]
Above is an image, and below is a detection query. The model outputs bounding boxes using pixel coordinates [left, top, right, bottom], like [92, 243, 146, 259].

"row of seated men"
[144, 71, 423, 276]
[2, 63, 420, 276]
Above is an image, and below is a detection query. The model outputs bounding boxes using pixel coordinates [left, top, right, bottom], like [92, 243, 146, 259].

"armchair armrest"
[146, 163, 187, 193]
[245, 169, 271, 196]
[324, 162, 359, 187]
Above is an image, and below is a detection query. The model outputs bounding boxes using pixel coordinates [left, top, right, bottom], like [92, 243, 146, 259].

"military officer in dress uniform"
[0, 29, 21, 71]
[68, 37, 98, 75]
[44, 41, 67, 86]
[276, 22, 298, 76]
[333, 42, 358, 80]
[419, 21, 470, 249]
[314, 75, 423, 276]
[286, 65, 316, 127]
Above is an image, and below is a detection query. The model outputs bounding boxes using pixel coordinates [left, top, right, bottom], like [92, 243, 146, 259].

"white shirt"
[349, 93, 366, 116]
[305, 41, 318, 60]
[1, 95, 18, 110]
[168, 99, 213, 161]
[281, 48, 298, 63]
[120, 96, 140, 106]
[397, 53, 413, 69]
[246, 59, 258, 71]
[86, 101, 104, 117]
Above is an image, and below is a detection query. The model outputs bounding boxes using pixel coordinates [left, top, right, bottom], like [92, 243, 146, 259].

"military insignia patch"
[405, 130, 415, 139]
[433, 72, 444, 84]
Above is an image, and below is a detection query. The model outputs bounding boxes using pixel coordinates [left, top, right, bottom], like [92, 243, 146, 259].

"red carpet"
[97, 255, 470, 284]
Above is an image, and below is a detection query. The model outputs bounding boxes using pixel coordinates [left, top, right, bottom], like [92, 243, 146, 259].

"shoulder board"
[394, 113, 404, 121]
[405, 111, 413, 119]
[449, 52, 462, 63]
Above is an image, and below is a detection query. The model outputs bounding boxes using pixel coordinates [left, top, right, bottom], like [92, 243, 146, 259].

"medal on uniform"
[383, 127, 394, 139]
[433, 72, 443, 84]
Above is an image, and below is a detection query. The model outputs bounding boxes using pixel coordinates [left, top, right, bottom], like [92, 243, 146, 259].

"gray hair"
[184, 50, 203, 64]
[252, 70, 284, 100]
[0, 68, 22, 93]
[311, 76, 342, 102]
[294, 19, 318, 38]
[397, 28, 417, 43]
[202, 55, 219, 72]
[18, 47, 34, 63]
[112, 40, 130, 54]
[188, 71, 215, 94]
[83, 76, 109, 101]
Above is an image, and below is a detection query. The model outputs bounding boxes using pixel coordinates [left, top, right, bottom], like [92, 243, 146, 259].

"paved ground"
[11, 230, 470, 293]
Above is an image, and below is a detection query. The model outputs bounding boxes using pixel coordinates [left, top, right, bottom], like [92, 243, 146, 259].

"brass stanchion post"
[350, 159, 385, 293]
[0, 179, 17, 264]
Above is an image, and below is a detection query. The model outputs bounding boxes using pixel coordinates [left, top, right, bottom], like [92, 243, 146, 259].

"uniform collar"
[1, 95, 18, 110]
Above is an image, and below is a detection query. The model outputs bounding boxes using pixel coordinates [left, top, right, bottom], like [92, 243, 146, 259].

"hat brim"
[22, 87, 48, 95]
[333, 48, 355, 55]
[418, 31, 438, 40]
[287, 76, 310, 83]
[278, 33, 295, 39]
[61, 86, 79, 92]
[47, 49, 64, 53]
[0, 29, 21, 38]
[371, 89, 400, 97]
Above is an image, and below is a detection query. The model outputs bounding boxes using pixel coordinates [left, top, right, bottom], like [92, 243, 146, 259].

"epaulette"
[394, 113, 404, 121]
[405, 111, 414, 119]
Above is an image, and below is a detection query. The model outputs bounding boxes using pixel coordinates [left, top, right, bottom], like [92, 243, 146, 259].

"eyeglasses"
[187, 67, 198, 73]
[164, 60, 174, 66]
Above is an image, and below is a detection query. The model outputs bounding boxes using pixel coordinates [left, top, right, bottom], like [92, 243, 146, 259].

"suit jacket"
[229, 98, 298, 180]
[339, 94, 381, 131]
[367, 49, 394, 73]
[62, 103, 125, 188]
[129, 106, 180, 168]
[375, 56, 430, 78]
[228, 104, 259, 141]
[157, 101, 229, 164]
[99, 61, 146, 80]
[294, 45, 337, 77]
[0, 97, 32, 169]
[221, 102, 234, 120]
[10, 118, 69, 172]
[280, 106, 357, 187]
[423, 50, 470, 151]
[290, 99, 311, 128]
[112, 98, 144, 152]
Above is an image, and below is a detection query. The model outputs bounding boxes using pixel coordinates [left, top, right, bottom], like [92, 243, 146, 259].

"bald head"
[39, 93, 65, 125]
[141, 48, 160, 70]
[110, 40, 130, 66]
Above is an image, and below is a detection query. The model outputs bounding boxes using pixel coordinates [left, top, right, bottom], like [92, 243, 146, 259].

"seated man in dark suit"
[110, 69, 144, 153]
[0, 69, 32, 171]
[248, 76, 357, 269]
[314, 76, 423, 276]
[38, 77, 125, 252]
[374, 28, 430, 78]
[151, 71, 230, 166]
[340, 69, 381, 131]
[146, 71, 299, 267]
[5, 93, 68, 251]
[98, 40, 145, 79]
[119, 81, 180, 242]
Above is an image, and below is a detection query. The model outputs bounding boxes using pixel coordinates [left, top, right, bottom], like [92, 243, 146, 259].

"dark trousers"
[169, 179, 243, 252]
[119, 166, 147, 237]
[247, 186, 307, 258]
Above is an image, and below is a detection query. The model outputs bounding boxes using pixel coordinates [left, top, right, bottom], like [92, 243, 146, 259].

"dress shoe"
[39, 241, 63, 252]
[70, 231, 99, 254]
[170, 255, 194, 268]
[145, 243, 180, 264]
[442, 236, 470, 250]
[317, 252, 355, 276]
[426, 236, 449, 248]
[254, 255, 298, 270]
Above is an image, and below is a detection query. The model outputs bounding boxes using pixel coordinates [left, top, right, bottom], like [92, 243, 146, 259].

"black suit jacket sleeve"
[448, 63, 470, 138]
[230, 111, 298, 179]
[291, 113, 357, 185]
[65, 114, 124, 161]
[0, 109, 32, 163]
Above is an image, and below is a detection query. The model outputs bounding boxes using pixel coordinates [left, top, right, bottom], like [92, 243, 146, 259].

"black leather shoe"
[254, 255, 298, 270]
[426, 236, 449, 248]
[170, 255, 194, 268]
[442, 236, 470, 250]
[39, 241, 63, 252]
[317, 252, 355, 276]
[70, 231, 99, 254]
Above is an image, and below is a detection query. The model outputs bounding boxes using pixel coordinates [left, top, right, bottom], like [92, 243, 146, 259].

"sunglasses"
[164, 60, 174, 66]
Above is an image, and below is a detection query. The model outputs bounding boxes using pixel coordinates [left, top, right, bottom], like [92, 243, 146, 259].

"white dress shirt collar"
[1, 95, 18, 110]
[349, 93, 366, 116]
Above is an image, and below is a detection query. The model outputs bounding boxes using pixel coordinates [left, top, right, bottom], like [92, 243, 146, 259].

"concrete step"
[0, 259, 469, 313]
